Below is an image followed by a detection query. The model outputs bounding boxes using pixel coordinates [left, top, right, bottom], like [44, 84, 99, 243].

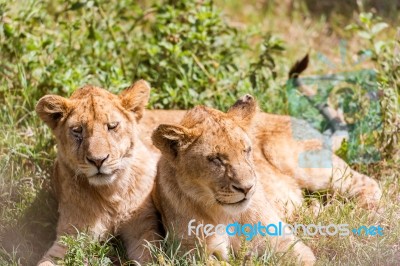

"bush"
[346, 12, 400, 162]
[131, 0, 248, 109]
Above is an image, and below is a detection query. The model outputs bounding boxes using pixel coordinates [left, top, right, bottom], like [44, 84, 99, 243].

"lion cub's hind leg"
[293, 155, 382, 209]
[258, 124, 381, 210]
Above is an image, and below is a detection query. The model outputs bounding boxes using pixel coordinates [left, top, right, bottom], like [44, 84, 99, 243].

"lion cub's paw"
[301, 254, 316, 266]
[355, 176, 382, 211]
[296, 244, 316, 266]
[37, 260, 55, 266]
[206, 259, 232, 266]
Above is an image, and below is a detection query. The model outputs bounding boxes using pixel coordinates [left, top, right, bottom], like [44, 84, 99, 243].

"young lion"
[35, 80, 161, 265]
[151, 95, 381, 265]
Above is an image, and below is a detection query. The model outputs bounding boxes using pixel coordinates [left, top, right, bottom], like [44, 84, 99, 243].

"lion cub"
[35, 81, 160, 265]
[151, 95, 317, 265]
[151, 94, 382, 265]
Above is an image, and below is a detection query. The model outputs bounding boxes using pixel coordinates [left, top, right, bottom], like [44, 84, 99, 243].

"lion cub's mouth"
[90, 168, 119, 178]
[94, 173, 112, 178]
[216, 197, 248, 205]
[87, 171, 118, 186]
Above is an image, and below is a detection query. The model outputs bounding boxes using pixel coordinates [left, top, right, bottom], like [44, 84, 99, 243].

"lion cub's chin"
[218, 198, 252, 214]
[87, 173, 116, 186]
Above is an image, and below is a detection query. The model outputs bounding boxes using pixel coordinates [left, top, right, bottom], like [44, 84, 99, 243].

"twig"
[191, 53, 213, 80]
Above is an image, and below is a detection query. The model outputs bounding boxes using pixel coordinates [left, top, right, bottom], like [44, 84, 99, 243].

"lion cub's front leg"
[176, 219, 230, 261]
[119, 194, 162, 264]
[239, 193, 316, 266]
[37, 237, 67, 266]
[206, 233, 230, 260]
[37, 204, 107, 266]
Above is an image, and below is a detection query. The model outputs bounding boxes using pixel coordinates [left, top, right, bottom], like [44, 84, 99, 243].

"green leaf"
[359, 12, 373, 25]
[357, 31, 372, 40]
[371, 22, 389, 35]
[374, 41, 387, 54]
[69, 2, 86, 11]
[345, 24, 359, 31]
[3, 23, 13, 37]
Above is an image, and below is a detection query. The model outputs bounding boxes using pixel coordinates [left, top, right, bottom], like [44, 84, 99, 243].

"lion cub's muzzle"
[85, 154, 113, 176]
[216, 179, 256, 206]
[230, 183, 254, 196]
[82, 153, 121, 185]
[86, 154, 109, 170]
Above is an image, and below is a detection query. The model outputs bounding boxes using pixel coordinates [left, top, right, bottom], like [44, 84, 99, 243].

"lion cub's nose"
[87, 154, 109, 169]
[231, 184, 254, 195]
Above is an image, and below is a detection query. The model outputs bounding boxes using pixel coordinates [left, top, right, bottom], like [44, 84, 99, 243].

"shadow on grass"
[1, 188, 58, 265]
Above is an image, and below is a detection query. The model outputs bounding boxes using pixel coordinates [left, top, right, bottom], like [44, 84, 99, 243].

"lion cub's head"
[152, 95, 258, 214]
[36, 80, 150, 186]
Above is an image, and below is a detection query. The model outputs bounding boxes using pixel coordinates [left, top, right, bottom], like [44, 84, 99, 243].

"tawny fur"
[141, 111, 382, 215]
[149, 95, 381, 265]
[36, 81, 161, 265]
[35, 82, 381, 265]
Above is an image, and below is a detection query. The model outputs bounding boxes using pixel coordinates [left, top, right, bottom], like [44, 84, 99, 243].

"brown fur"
[35, 81, 160, 265]
[150, 95, 381, 265]
[35, 81, 381, 265]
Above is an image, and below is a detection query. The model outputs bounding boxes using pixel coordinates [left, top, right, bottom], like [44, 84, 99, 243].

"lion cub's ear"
[227, 94, 257, 129]
[152, 124, 200, 158]
[119, 79, 151, 121]
[36, 95, 71, 130]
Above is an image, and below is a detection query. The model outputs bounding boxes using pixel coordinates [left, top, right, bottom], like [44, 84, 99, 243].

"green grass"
[0, 0, 399, 265]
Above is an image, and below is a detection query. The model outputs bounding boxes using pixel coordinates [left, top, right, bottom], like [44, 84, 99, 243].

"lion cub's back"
[139, 110, 186, 153]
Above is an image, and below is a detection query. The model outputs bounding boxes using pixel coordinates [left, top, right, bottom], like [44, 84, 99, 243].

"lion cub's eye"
[244, 147, 252, 153]
[207, 155, 223, 166]
[71, 126, 82, 136]
[107, 122, 119, 130]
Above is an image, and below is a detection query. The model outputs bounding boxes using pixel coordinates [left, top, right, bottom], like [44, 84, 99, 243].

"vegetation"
[0, 0, 399, 265]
